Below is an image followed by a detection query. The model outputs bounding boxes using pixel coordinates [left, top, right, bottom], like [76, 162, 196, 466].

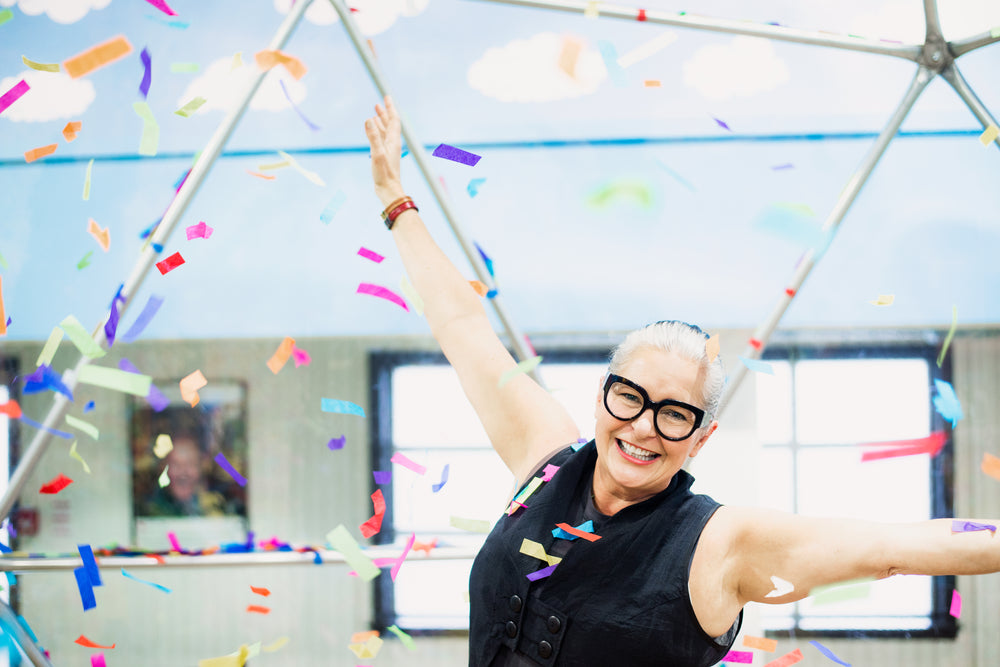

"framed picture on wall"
[129, 380, 249, 550]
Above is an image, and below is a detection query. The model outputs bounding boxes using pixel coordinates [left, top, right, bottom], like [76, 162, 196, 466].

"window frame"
[759, 341, 957, 640]
[368, 347, 612, 634]
[1, 357, 20, 613]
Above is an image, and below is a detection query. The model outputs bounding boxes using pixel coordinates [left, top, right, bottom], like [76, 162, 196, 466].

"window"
[0, 358, 16, 608]
[370, 350, 609, 632]
[755, 343, 955, 638]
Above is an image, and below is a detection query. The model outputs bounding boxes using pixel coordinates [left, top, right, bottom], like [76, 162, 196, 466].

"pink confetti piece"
[185, 221, 214, 240]
[143, 0, 177, 15]
[0, 79, 29, 116]
[723, 650, 753, 664]
[390, 452, 426, 475]
[91, 653, 107, 667]
[391, 532, 415, 581]
[357, 282, 408, 311]
[541, 464, 559, 481]
[950, 589, 962, 617]
[291, 345, 311, 367]
[167, 531, 183, 552]
[357, 247, 384, 263]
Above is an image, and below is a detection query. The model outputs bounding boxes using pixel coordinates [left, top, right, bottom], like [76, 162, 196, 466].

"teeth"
[618, 440, 658, 461]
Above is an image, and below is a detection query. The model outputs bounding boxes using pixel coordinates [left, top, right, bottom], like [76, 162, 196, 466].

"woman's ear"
[687, 420, 718, 458]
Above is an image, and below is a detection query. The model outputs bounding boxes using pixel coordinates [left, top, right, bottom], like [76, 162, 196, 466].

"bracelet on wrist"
[382, 197, 417, 230]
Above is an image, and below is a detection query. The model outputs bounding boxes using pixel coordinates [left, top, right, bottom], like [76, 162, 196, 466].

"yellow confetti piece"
[347, 636, 383, 659]
[583, 0, 599, 18]
[519, 538, 562, 566]
[937, 305, 957, 368]
[705, 333, 720, 363]
[277, 150, 324, 186]
[507, 476, 543, 514]
[21, 55, 59, 72]
[810, 577, 874, 605]
[449, 516, 491, 533]
[326, 524, 380, 581]
[69, 440, 91, 474]
[399, 276, 424, 316]
[65, 415, 99, 440]
[154, 434, 173, 458]
[36, 326, 63, 367]
[979, 124, 999, 146]
[174, 96, 206, 117]
[262, 637, 289, 653]
[158, 465, 170, 488]
[257, 160, 291, 171]
[498, 356, 543, 388]
[868, 294, 894, 306]
[83, 158, 94, 200]
[132, 101, 159, 156]
[198, 645, 249, 667]
[231, 52, 243, 70]
[59, 315, 106, 359]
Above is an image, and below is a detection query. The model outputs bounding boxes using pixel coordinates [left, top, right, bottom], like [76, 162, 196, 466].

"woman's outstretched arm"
[364, 97, 579, 484]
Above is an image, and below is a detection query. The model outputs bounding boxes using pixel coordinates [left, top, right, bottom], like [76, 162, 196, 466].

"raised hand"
[363, 95, 405, 207]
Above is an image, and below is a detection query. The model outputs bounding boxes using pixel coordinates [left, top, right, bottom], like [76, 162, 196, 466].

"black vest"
[469, 441, 741, 666]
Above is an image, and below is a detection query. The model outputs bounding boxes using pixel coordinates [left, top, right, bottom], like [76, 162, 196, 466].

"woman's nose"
[631, 407, 657, 438]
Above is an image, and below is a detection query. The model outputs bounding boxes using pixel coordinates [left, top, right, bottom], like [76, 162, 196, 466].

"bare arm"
[364, 97, 579, 484]
[721, 507, 1000, 605]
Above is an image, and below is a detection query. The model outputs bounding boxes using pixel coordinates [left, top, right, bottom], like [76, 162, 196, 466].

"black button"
[509, 595, 522, 612]
[546, 615, 561, 634]
[505, 621, 518, 638]
[538, 641, 552, 658]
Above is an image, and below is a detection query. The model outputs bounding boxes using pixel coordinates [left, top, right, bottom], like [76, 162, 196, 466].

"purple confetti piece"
[7, 524, 16, 538]
[214, 452, 247, 486]
[119, 294, 164, 343]
[713, 117, 731, 131]
[5, 316, 10, 327]
[771, 163, 795, 170]
[279, 79, 321, 131]
[952, 520, 996, 533]
[18, 415, 73, 439]
[118, 358, 168, 412]
[526, 564, 558, 581]
[431, 463, 449, 493]
[432, 143, 482, 166]
[327, 435, 346, 450]
[808, 640, 851, 666]
[139, 47, 152, 99]
[104, 285, 125, 347]
[373, 470, 392, 485]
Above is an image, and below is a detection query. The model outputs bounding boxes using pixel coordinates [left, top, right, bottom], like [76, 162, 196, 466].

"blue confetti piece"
[552, 519, 594, 540]
[84, 401, 96, 413]
[321, 398, 366, 417]
[432, 463, 450, 493]
[327, 435, 346, 450]
[474, 242, 494, 278]
[18, 415, 73, 439]
[74, 567, 96, 611]
[597, 41, 627, 87]
[23, 364, 73, 401]
[808, 640, 851, 666]
[486, 289, 498, 299]
[933, 379, 963, 426]
[467, 177, 487, 198]
[121, 568, 172, 594]
[571, 439, 588, 451]
[320, 189, 347, 224]
[78, 544, 102, 587]
[738, 356, 774, 375]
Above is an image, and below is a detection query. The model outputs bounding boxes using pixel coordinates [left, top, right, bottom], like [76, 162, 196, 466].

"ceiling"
[1, 0, 999, 343]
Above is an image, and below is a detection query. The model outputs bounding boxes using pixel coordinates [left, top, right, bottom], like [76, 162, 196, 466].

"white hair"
[608, 320, 726, 423]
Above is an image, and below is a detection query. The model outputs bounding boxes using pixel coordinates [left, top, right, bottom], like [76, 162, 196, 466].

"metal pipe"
[0, 0, 316, 523]
[325, 0, 544, 383]
[0, 546, 479, 572]
[718, 66, 936, 415]
[0, 601, 52, 667]
[923, 0, 943, 40]
[948, 29, 1000, 58]
[939, 62, 1000, 151]
[473, 0, 922, 61]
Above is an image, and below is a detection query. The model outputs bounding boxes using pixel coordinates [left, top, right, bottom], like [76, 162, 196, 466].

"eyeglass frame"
[602, 373, 707, 441]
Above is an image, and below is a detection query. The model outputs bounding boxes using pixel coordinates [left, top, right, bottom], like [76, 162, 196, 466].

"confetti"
[214, 452, 247, 486]
[868, 294, 894, 306]
[597, 41, 626, 87]
[713, 117, 731, 131]
[0, 8, 11, 25]
[952, 519, 996, 533]
[398, 276, 424, 316]
[291, 345, 311, 367]
[811, 578, 873, 605]
[319, 189, 347, 224]
[326, 525, 380, 581]
[359, 489, 386, 538]
[553, 522, 601, 541]
[246, 605, 270, 614]
[87, 218, 111, 252]
[175, 96, 206, 117]
[432, 463, 450, 492]
[262, 637, 289, 652]
[75, 636, 116, 649]
[738, 356, 774, 375]
[24, 143, 57, 163]
[320, 398, 365, 417]
[169, 62, 199, 73]
[391, 452, 427, 475]
[250, 586, 271, 597]
[765, 649, 804, 667]
[83, 158, 94, 200]
[0, 79, 29, 116]
[40, 474, 73, 494]
[0, 276, 5, 335]
[932, 379, 963, 426]
[949, 589, 961, 617]
[526, 564, 558, 581]
[62, 120, 82, 141]
[357, 282, 409, 311]
[723, 651, 753, 664]
[327, 435, 346, 450]
[74, 567, 96, 610]
[91, 654, 107, 667]
[158, 465, 169, 487]
[0, 401, 21, 419]
[937, 305, 958, 368]
[981, 452, 1000, 481]
[541, 464, 559, 481]
[432, 143, 482, 166]
[450, 516, 491, 533]
[860, 431, 947, 461]
[706, 334, 720, 363]
[357, 247, 384, 263]
[64, 35, 133, 79]
[144, 0, 178, 16]
[583, 1, 599, 17]
[266, 336, 296, 374]
[247, 170, 275, 180]
[467, 177, 486, 197]
[179, 369, 207, 406]
[66, 415, 99, 440]
[132, 101, 159, 156]
[154, 434, 173, 458]
[617, 31, 677, 68]
[277, 150, 324, 186]
[155, 251, 185, 275]
[347, 635, 383, 659]
[498, 356, 543, 387]
[519, 538, 562, 566]
[743, 635, 778, 652]
[764, 575, 794, 598]
[24, 364, 73, 399]
[139, 47, 151, 98]
[78, 251, 93, 269]
[979, 124, 999, 146]
[386, 624, 416, 650]
[119, 294, 164, 342]
[390, 532, 415, 581]
[373, 470, 391, 485]
[77, 365, 152, 397]
[255, 49, 307, 80]
[279, 79, 320, 130]
[121, 568, 171, 593]
[808, 641, 851, 666]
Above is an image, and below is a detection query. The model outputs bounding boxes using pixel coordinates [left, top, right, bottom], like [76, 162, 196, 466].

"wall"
[0, 329, 997, 665]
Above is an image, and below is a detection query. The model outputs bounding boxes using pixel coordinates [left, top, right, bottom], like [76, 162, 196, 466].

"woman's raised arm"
[364, 96, 579, 484]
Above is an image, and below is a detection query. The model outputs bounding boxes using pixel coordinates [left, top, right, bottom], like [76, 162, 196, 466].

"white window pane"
[393, 366, 489, 448]
[394, 558, 474, 630]
[759, 447, 794, 513]
[796, 447, 930, 522]
[795, 359, 930, 445]
[756, 361, 793, 444]
[799, 575, 932, 624]
[544, 363, 607, 442]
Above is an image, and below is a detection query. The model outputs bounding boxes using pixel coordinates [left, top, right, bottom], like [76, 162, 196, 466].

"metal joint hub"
[920, 33, 952, 71]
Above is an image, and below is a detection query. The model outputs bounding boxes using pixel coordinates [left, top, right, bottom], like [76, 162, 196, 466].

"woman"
[364, 96, 999, 666]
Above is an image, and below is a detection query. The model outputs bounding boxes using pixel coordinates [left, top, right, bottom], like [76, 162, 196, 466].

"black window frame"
[1, 357, 21, 614]
[759, 341, 957, 640]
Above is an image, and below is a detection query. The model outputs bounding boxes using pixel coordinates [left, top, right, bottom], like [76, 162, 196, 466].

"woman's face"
[593, 347, 717, 501]
[167, 438, 203, 503]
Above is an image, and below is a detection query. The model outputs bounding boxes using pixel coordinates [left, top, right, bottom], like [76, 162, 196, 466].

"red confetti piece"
[860, 431, 947, 462]
[748, 338, 763, 350]
[764, 649, 803, 667]
[155, 252, 185, 275]
[359, 489, 386, 538]
[785, 287, 796, 297]
[75, 635, 116, 649]
[40, 473, 73, 494]
[554, 522, 602, 542]
[250, 585, 271, 597]
[246, 605, 270, 614]
[0, 400, 22, 419]
[637, 8, 647, 20]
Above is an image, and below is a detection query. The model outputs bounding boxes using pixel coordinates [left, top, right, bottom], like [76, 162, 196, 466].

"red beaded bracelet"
[384, 199, 418, 230]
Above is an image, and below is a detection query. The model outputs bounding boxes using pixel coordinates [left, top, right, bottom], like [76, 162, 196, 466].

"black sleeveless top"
[469, 441, 742, 666]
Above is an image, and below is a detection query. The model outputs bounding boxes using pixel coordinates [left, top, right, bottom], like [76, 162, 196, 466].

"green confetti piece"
[36, 326, 63, 367]
[132, 101, 159, 157]
[174, 96, 206, 118]
[0, 8, 12, 26]
[325, 525, 380, 582]
[991, 26, 1000, 38]
[169, 62, 199, 73]
[449, 516, 492, 533]
[387, 625, 416, 650]
[77, 365, 152, 397]
[65, 415, 99, 440]
[810, 577, 874, 605]
[59, 315, 105, 359]
[498, 355, 543, 388]
[83, 158, 94, 200]
[0, 250, 8, 270]
[77, 251, 93, 270]
[937, 305, 958, 368]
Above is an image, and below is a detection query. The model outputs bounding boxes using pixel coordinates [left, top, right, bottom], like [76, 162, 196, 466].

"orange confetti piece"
[88, 218, 110, 252]
[765, 649, 803, 667]
[246, 605, 270, 614]
[351, 630, 380, 643]
[39, 473, 73, 494]
[554, 522, 602, 542]
[179, 369, 207, 407]
[75, 635, 116, 649]
[412, 538, 437, 555]
[706, 333, 720, 363]
[643, 79, 662, 87]
[250, 585, 271, 597]
[0, 400, 22, 418]
[62, 121, 82, 142]
[247, 170, 276, 180]
[469, 280, 489, 297]
[982, 452, 1000, 481]
[742, 635, 777, 652]
[202, 545, 220, 555]
[0, 275, 6, 336]
[63, 35, 133, 79]
[24, 143, 57, 163]
[254, 49, 307, 80]
[266, 336, 295, 374]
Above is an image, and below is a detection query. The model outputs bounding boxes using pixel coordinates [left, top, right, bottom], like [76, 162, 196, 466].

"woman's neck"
[590, 470, 660, 516]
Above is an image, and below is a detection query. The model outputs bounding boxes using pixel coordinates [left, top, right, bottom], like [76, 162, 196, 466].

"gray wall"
[1, 329, 998, 665]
